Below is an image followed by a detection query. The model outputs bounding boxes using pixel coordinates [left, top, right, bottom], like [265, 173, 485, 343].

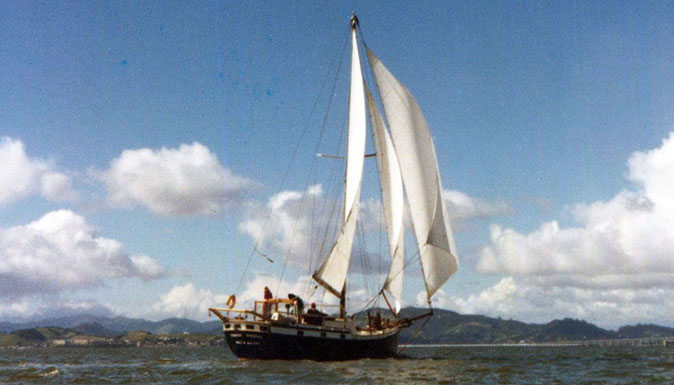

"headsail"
[366, 47, 458, 300]
[314, 22, 367, 297]
[366, 86, 404, 310]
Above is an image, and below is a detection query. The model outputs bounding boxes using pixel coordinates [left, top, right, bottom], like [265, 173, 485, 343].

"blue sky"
[1, 1, 674, 329]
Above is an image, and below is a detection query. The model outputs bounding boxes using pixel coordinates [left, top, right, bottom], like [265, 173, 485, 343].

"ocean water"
[1, 345, 672, 384]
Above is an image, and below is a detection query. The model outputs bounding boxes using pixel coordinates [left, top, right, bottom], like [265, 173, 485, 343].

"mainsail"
[314, 23, 366, 296]
[366, 47, 458, 300]
[366, 87, 404, 310]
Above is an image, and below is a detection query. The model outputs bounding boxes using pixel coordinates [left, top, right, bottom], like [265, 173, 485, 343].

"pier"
[575, 337, 673, 347]
[406, 337, 673, 348]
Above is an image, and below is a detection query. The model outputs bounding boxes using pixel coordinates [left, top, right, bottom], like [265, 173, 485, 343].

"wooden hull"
[223, 321, 399, 361]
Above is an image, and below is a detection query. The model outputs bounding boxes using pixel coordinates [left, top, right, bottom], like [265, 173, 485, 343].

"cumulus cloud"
[420, 277, 674, 329]
[478, 133, 674, 289]
[443, 189, 512, 222]
[0, 297, 114, 322]
[360, 190, 511, 235]
[238, 185, 330, 266]
[235, 273, 373, 314]
[237, 273, 317, 305]
[147, 274, 355, 321]
[98, 142, 252, 216]
[147, 276, 350, 321]
[40, 172, 79, 202]
[0, 210, 164, 298]
[149, 283, 228, 321]
[239, 183, 509, 272]
[0, 137, 77, 205]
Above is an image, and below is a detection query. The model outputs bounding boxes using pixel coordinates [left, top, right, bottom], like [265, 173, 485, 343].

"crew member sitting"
[304, 303, 327, 326]
[373, 311, 382, 330]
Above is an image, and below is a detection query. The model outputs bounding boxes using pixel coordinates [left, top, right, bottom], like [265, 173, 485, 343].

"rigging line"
[355, 217, 376, 306]
[354, 290, 382, 314]
[383, 247, 421, 288]
[398, 314, 432, 355]
[312, 23, 355, 286]
[277, 26, 351, 295]
[317, 118, 349, 258]
[306, 185, 316, 284]
[371, 245, 421, 302]
[309, 34, 351, 275]
[304, 128, 344, 297]
[235, 26, 351, 296]
[348, 289, 375, 312]
[378, 202, 384, 290]
[354, 222, 383, 313]
[359, 36, 390, 299]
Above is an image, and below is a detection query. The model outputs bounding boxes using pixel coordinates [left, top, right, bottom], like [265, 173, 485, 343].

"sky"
[1, 1, 674, 329]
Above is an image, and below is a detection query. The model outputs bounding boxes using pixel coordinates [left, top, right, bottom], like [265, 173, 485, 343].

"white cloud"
[237, 273, 317, 305]
[0, 137, 77, 205]
[443, 189, 512, 221]
[0, 210, 164, 298]
[0, 297, 114, 322]
[478, 132, 674, 289]
[421, 277, 674, 329]
[98, 142, 252, 216]
[361, 190, 510, 233]
[147, 273, 358, 322]
[238, 185, 328, 266]
[235, 273, 371, 314]
[149, 283, 228, 321]
[240, 183, 507, 269]
[40, 172, 79, 202]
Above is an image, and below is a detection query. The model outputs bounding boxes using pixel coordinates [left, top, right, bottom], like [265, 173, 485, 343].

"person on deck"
[374, 311, 382, 330]
[262, 286, 273, 319]
[307, 303, 326, 316]
[287, 293, 304, 320]
[304, 303, 327, 326]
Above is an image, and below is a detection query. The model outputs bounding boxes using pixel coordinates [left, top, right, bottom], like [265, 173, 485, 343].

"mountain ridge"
[2, 308, 673, 344]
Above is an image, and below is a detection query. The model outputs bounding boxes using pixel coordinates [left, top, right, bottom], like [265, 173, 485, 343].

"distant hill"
[0, 315, 221, 336]
[0, 327, 80, 347]
[72, 322, 117, 338]
[2, 308, 674, 345]
[0, 326, 223, 347]
[396, 307, 674, 344]
[617, 324, 674, 339]
[396, 308, 534, 344]
[534, 318, 614, 342]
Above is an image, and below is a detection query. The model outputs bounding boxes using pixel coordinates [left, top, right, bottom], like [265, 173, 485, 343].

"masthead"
[350, 13, 359, 29]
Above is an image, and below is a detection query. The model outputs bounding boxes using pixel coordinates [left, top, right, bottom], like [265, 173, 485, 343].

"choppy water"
[1, 345, 672, 384]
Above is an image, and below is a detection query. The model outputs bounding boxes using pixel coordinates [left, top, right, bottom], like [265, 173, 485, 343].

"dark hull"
[225, 326, 399, 361]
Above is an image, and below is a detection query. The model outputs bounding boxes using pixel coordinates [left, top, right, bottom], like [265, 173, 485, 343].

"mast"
[313, 13, 367, 301]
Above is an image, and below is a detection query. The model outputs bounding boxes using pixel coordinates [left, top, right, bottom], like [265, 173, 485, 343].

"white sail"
[314, 26, 366, 296]
[366, 47, 458, 300]
[343, 29, 367, 222]
[366, 87, 404, 308]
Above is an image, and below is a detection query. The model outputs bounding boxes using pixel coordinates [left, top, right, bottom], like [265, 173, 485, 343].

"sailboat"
[209, 14, 458, 361]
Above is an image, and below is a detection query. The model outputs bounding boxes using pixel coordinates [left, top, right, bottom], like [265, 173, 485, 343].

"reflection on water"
[0, 345, 672, 384]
